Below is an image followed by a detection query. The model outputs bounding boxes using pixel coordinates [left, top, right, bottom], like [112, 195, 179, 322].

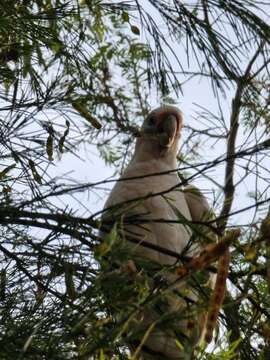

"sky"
[46, 1, 270, 231]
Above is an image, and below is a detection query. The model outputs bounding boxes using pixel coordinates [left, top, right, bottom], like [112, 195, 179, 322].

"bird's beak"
[158, 114, 178, 148]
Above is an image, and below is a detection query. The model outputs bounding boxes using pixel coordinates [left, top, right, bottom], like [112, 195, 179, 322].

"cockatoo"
[101, 106, 213, 359]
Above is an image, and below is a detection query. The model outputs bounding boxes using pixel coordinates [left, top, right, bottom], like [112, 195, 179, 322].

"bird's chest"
[143, 181, 192, 264]
[108, 171, 192, 264]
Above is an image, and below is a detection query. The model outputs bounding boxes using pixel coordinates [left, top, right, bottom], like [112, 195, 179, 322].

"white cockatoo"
[101, 106, 213, 359]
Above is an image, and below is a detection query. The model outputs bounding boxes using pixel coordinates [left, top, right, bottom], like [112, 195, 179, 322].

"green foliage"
[0, 1, 270, 359]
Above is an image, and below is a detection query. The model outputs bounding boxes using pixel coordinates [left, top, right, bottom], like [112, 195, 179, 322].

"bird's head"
[142, 106, 183, 147]
[135, 106, 183, 161]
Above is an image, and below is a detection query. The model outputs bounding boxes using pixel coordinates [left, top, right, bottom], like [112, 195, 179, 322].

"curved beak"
[158, 114, 178, 148]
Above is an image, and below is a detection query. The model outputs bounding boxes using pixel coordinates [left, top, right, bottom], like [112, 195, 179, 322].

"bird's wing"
[184, 185, 211, 222]
[184, 184, 217, 244]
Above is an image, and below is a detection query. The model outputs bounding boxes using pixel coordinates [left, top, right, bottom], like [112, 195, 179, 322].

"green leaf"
[95, 224, 118, 258]
[0, 269, 6, 301]
[122, 11, 129, 23]
[72, 101, 102, 129]
[59, 120, 70, 153]
[175, 338, 184, 351]
[130, 25, 140, 36]
[46, 134, 54, 161]
[28, 159, 42, 184]
[0, 164, 16, 180]
[23, 52, 31, 78]
[50, 41, 62, 54]
[99, 349, 105, 360]
[36, 44, 46, 68]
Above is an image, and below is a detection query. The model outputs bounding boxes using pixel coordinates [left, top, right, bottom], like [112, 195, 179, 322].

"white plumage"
[102, 106, 211, 359]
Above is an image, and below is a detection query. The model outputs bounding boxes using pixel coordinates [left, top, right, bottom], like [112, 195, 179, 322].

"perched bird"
[101, 106, 213, 359]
